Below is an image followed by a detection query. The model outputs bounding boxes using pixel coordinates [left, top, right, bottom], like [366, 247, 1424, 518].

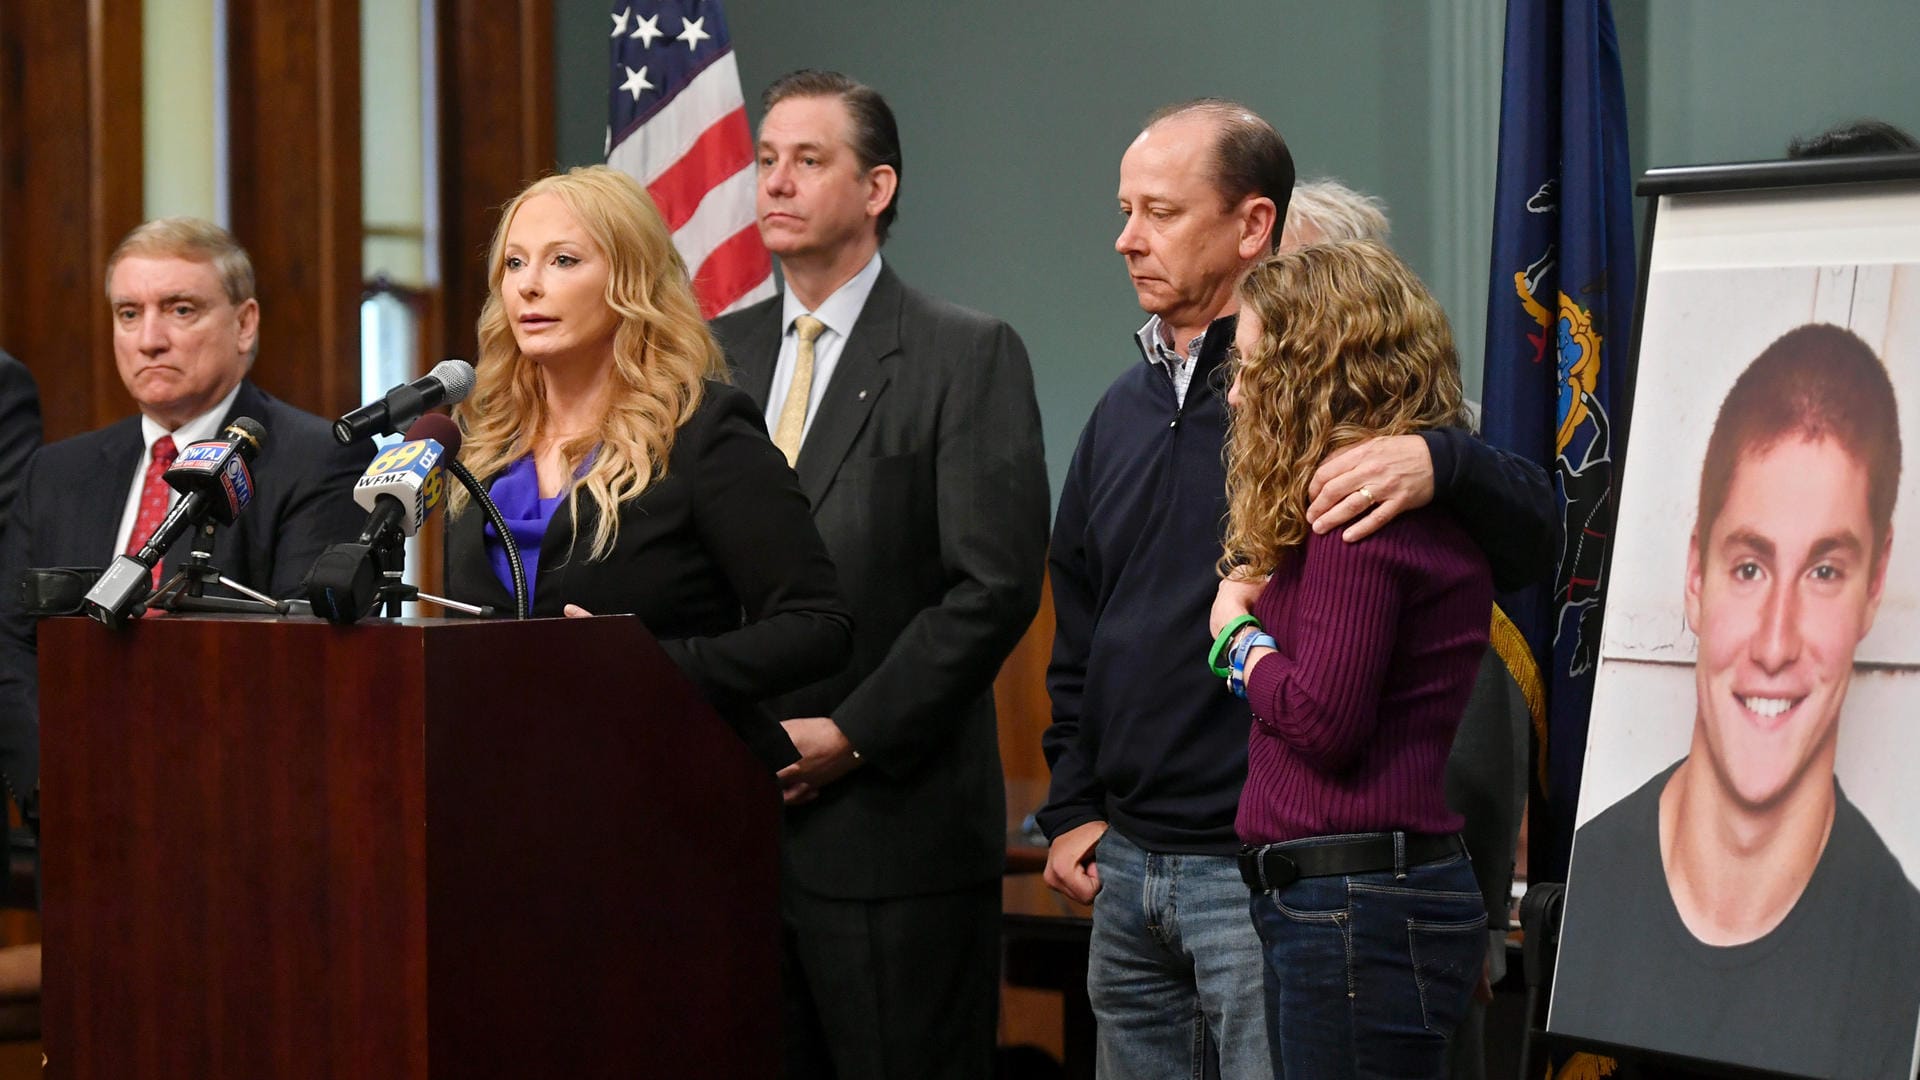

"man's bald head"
[1140, 99, 1295, 253]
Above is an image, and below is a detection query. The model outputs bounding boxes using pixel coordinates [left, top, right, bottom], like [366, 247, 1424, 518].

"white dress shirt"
[761, 252, 885, 446]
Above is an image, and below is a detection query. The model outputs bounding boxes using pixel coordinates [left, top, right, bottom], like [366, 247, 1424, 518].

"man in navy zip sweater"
[1037, 100, 1555, 1078]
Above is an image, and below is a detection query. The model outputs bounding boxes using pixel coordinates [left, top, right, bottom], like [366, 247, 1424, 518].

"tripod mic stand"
[146, 548, 289, 616]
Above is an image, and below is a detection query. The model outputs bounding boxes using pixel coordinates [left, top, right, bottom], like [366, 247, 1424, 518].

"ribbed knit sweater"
[1236, 506, 1493, 846]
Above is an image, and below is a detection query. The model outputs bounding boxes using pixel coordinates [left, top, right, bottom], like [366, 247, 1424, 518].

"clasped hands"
[774, 715, 863, 805]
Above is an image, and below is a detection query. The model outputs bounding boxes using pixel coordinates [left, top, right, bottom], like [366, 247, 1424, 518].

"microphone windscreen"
[225, 415, 269, 459]
[428, 359, 477, 404]
[405, 412, 464, 460]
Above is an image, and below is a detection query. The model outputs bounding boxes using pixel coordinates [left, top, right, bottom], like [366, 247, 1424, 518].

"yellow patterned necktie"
[773, 314, 826, 466]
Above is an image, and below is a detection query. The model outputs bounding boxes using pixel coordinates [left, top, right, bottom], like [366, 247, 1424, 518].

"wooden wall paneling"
[994, 576, 1064, 1061]
[224, 0, 363, 422]
[994, 573, 1056, 785]
[0, 0, 145, 441]
[517, 0, 556, 178]
[413, 284, 446, 597]
[433, 0, 555, 367]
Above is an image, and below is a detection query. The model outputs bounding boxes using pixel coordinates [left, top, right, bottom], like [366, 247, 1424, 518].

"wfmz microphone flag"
[354, 438, 448, 538]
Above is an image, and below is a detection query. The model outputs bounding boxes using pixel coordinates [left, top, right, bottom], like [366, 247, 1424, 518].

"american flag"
[606, 1, 774, 318]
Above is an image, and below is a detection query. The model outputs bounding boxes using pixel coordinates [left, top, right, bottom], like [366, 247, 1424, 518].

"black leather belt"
[1238, 831, 1465, 891]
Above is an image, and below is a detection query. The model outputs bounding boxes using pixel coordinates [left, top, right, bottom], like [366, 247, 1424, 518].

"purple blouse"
[483, 454, 568, 610]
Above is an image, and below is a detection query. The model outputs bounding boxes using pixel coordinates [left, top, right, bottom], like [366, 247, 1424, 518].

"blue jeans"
[1246, 837, 1485, 1080]
[1087, 828, 1269, 1080]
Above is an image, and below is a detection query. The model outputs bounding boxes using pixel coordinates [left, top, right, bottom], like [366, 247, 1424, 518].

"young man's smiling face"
[1685, 435, 1891, 814]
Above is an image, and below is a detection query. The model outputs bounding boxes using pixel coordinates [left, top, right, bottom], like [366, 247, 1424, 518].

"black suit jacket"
[0, 378, 376, 817]
[441, 381, 853, 766]
[0, 354, 42, 559]
[714, 265, 1050, 899]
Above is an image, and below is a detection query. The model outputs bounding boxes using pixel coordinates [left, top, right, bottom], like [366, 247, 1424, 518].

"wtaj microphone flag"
[170, 440, 254, 521]
[220, 455, 254, 517]
[174, 442, 231, 471]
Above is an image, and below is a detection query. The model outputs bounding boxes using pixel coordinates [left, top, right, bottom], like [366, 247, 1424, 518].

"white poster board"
[1548, 169, 1920, 1079]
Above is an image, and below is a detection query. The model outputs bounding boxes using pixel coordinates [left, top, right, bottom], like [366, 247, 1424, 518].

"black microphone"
[332, 359, 477, 445]
[83, 417, 269, 626]
[306, 414, 463, 623]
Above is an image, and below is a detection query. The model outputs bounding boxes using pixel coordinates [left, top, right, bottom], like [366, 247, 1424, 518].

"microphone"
[306, 414, 463, 623]
[83, 417, 269, 626]
[332, 359, 476, 445]
[350, 412, 463, 546]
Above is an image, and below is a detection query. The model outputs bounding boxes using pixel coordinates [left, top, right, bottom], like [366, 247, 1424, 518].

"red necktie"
[127, 435, 178, 586]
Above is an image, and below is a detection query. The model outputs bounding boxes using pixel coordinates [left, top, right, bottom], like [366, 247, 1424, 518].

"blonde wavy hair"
[451, 165, 728, 559]
[1221, 240, 1464, 578]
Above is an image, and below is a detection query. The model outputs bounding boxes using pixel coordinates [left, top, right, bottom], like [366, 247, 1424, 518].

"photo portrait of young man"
[1552, 323, 1920, 1079]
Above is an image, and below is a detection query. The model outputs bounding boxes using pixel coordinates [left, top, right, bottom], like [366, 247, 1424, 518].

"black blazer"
[0, 354, 41, 556]
[441, 381, 853, 762]
[0, 378, 377, 816]
[714, 265, 1051, 899]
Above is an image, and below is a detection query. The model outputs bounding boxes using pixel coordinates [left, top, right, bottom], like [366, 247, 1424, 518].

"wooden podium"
[35, 614, 780, 1078]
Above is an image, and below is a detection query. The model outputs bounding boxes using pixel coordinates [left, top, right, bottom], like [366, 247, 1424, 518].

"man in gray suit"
[711, 70, 1049, 1080]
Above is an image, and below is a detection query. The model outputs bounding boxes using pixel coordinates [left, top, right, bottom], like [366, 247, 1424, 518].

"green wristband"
[1208, 614, 1262, 678]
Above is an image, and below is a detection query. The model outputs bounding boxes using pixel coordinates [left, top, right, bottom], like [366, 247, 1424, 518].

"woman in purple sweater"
[1208, 240, 1493, 1078]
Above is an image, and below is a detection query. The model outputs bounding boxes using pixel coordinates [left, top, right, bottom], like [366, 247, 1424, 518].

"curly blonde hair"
[451, 165, 729, 559]
[1221, 240, 1464, 578]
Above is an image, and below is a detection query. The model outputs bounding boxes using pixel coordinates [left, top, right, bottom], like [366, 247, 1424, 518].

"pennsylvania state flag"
[1480, 0, 1636, 884]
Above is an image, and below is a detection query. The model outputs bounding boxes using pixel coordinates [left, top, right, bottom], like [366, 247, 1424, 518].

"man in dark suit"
[0, 352, 41, 823]
[0, 217, 374, 829]
[0, 354, 41, 560]
[711, 70, 1049, 1080]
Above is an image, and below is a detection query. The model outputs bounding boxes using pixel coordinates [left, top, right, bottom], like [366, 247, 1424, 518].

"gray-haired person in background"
[1279, 178, 1391, 249]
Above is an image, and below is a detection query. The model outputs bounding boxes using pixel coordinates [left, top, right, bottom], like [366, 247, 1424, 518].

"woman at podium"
[1209, 241, 1494, 1078]
[442, 165, 851, 760]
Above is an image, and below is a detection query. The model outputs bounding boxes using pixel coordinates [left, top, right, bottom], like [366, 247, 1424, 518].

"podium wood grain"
[37, 614, 779, 1078]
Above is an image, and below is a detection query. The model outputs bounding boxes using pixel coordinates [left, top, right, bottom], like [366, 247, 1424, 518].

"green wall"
[557, 0, 1920, 499]
[1640, 0, 1920, 170]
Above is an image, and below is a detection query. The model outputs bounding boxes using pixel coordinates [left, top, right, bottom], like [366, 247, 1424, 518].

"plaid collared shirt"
[1135, 315, 1205, 408]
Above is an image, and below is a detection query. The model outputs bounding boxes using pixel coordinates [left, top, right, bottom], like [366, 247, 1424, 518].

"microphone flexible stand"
[447, 460, 528, 619]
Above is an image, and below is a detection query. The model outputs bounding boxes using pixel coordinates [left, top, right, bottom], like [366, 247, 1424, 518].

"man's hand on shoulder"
[776, 716, 864, 806]
[1043, 820, 1108, 904]
[1307, 434, 1436, 542]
